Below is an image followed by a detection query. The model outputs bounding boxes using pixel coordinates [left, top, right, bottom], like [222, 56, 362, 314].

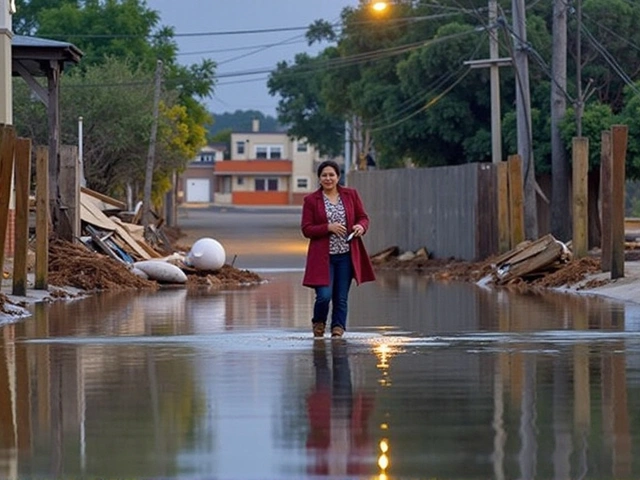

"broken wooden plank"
[81, 186, 126, 210]
[494, 239, 565, 284]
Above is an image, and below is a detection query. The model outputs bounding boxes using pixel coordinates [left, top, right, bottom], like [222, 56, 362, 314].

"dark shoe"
[331, 326, 344, 338]
[313, 322, 326, 338]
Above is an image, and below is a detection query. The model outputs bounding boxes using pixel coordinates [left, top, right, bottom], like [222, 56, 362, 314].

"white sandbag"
[130, 267, 149, 280]
[186, 237, 226, 271]
[133, 260, 188, 284]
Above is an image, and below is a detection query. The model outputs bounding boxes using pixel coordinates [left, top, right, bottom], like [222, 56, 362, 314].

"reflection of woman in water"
[306, 341, 374, 475]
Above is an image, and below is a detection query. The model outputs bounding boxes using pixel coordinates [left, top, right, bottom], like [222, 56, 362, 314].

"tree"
[13, 57, 208, 203]
[207, 110, 281, 138]
[13, 0, 215, 215]
[16, 0, 175, 70]
[268, 52, 345, 156]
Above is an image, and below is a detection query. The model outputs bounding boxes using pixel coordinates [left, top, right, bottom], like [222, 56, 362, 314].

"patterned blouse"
[323, 194, 350, 255]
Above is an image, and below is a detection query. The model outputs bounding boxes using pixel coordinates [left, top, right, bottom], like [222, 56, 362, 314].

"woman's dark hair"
[317, 160, 341, 178]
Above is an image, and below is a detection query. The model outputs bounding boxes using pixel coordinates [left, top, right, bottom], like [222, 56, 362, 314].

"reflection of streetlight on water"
[373, 342, 397, 478]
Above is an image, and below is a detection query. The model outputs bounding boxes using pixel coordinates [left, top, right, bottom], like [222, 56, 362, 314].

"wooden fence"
[349, 163, 498, 261]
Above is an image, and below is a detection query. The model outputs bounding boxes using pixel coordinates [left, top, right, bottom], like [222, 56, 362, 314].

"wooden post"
[507, 155, 525, 247]
[497, 161, 510, 252]
[59, 145, 80, 241]
[0, 125, 15, 288]
[572, 137, 589, 258]
[600, 131, 612, 272]
[12, 138, 31, 296]
[611, 125, 628, 279]
[35, 146, 49, 290]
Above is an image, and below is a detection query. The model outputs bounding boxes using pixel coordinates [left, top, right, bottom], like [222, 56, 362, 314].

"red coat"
[301, 186, 376, 287]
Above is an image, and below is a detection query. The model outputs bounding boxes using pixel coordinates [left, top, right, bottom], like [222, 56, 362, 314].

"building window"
[297, 142, 308, 152]
[296, 177, 309, 189]
[199, 154, 214, 162]
[236, 141, 245, 155]
[255, 178, 278, 191]
[237, 177, 244, 185]
[270, 147, 282, 159]
[255, 145, 283, 159]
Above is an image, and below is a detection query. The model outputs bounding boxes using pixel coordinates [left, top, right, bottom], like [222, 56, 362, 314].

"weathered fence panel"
[349, 163, 497, 261]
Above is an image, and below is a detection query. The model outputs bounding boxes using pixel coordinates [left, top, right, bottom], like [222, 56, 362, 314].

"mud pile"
[373, 248, 606, 292]
[49, 240, 157, 291]
[46, 237, 263, 293]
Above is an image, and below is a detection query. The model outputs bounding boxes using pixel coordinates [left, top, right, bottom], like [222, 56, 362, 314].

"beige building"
[178, 143, 227, 203]
[214, 119, 333, 206]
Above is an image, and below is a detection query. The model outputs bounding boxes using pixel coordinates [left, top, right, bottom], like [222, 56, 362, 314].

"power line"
[177, 39, 308, 57]
[581, 24, 640, 98]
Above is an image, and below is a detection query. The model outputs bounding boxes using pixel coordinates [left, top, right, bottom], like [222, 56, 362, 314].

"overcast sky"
[148, 0, 360, 117]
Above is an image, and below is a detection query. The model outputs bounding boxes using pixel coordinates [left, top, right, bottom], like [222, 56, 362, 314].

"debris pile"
[48, 239, 157, 291]
[41, 188, 263, 292]
[372, 233, 605, 291]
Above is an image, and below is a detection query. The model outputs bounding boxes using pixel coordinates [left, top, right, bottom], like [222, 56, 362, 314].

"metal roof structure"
[12, 35, 83, 77]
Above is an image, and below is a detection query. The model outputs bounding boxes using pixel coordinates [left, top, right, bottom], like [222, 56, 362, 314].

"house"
[213, 119, 335, 206]
[178, 143, 227, 203]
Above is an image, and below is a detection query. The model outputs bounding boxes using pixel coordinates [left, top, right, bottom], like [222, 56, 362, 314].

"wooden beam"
[12, 61, 49, 107]
[0, 125, 16, 290]
[611, 125, 628, 279]
[497, 161, 510, 252]
[572, 137, 589, 259]
[35, 146, 49, 290]
[600, 131, 612, 272]
[12, 138, 32, 296]
[60, 145, 80, 241]
[507, 155, 525, 247]
[81, 186, 126, 210]
[47, 61, 62, 239]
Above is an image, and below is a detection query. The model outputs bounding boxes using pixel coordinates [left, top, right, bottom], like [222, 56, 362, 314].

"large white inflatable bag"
[133, 260, 188, 284]
[187, 237, 226, 271]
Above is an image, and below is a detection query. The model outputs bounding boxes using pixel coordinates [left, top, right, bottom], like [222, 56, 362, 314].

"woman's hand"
[352, 224, 365, 237]
[329, 222, 347, 237]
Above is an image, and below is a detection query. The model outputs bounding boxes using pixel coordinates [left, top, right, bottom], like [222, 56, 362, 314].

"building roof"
[12, 35, 84, 77]
[214, 160, 292, 175]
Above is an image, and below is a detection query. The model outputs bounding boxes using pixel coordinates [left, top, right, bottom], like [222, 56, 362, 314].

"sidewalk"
[562, 260, 640, 304]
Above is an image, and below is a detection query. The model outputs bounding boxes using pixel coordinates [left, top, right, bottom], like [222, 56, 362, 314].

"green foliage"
[616, 83, 640, 179]
[210, 128, 231, 143]
[560, 103, 616, 170]
[13, 57, 207, 200]
[265, 0, 640, 180]
[208, 111, 281, 137]
[32, 0, 171, 70]
[12, 0, 216, 202]
[268, 52, 345, 156]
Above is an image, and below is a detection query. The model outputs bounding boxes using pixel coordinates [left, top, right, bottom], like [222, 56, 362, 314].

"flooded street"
[2, 207, 640, 479]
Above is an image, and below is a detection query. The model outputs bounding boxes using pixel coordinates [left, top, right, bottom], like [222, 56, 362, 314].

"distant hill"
[208, 110, 285, 136]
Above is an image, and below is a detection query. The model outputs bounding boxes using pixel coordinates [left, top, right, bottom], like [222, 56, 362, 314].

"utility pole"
[512, 0, 538, 239]
[488, 0, 502, 164]
[142, 59, 163, 234]
[576, 0, 583, 136]
[0, 0, 15, 124]
[550, 0, 569, 240]
[463, 0, 511, 164]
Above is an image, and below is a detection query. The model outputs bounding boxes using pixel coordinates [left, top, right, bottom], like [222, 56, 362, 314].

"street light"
[371, 1, 389, 13]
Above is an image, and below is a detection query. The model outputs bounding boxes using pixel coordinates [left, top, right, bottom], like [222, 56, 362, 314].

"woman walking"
[301, 160, 376, 338]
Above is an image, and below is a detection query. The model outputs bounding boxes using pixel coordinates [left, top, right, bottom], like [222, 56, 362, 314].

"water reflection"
[0, 271, 639, 478]
[306, 340, 374, 477]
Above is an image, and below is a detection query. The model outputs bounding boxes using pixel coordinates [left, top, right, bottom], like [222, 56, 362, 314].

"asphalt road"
[176, 205, 307, 270]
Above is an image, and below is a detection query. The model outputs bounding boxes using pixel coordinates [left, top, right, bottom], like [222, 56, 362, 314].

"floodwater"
[1, 268, 640, 480]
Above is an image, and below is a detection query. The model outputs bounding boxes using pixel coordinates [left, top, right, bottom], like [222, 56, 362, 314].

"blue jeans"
[312, 253, 353, 331]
